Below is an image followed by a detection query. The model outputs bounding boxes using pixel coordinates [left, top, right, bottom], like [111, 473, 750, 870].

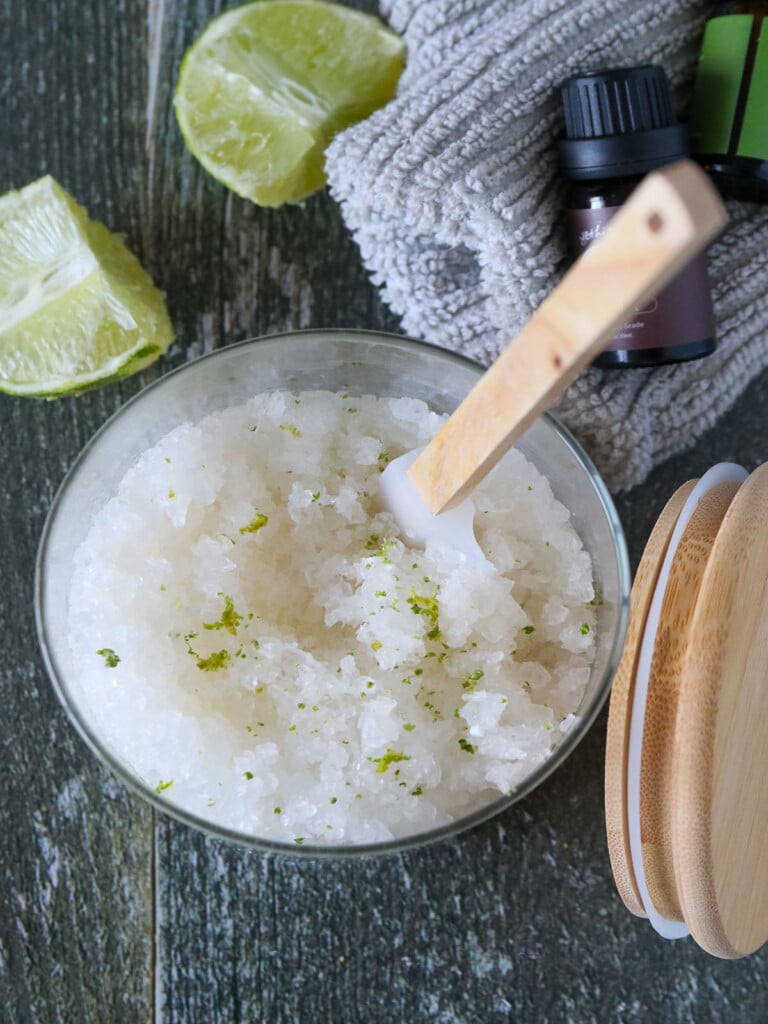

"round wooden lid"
[639, 478, 741, 922]
[605, 479, 695, 918]
[623, 465, 746, 942]
[674, 463, 768, 958]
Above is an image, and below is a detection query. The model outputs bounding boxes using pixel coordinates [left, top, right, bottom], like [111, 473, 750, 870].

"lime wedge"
[174, 0, 405, 207]
[0, 176, 173, 397]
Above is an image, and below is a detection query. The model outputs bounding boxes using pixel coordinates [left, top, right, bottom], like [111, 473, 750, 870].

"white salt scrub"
[67, 390, 596, 846]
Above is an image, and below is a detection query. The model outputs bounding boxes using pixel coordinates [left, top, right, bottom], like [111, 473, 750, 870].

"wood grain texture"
[3, 0, 768, 1020]
[0, 2, 156, 1022]
[604, 479, 695, 919]
[409, 162, 727, 514]
[639, 480, 739, 923]
[675, 465, 768, 958]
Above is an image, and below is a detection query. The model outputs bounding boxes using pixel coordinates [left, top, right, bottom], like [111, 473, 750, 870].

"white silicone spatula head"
[378, 448, 486, 560]
[380, 160, 727, 557]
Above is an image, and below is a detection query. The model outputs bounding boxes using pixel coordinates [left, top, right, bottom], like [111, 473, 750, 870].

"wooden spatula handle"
[409, 160, 727, 514]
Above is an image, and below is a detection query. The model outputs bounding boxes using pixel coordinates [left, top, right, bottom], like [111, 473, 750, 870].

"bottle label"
[568, 206, 716, 353]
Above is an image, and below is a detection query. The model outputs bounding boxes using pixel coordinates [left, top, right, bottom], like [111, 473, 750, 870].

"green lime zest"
[196, 649, 230, 672]
[203, 593, 243, 635]
[240, 512, 269, 535]
[368, 749, 411, 774]
[462, 668, 484, 693]
[408, 588, 441, 640]
[97, 647, 120, 668]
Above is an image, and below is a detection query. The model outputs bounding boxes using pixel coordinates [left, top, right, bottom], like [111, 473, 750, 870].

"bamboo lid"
[639, 478, 741, 922]
[604, 479, 695, 917]
[674, 464, 768, 958]
[604, 462, 768, 958]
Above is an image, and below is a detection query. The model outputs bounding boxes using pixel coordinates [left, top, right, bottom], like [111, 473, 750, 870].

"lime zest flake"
[155, 779, 174, 793]
[240, 512, 269, 535]
[368, 749, 411, 774]
[462, 669, 484, 693]
[407, 588, 441, 642]
[203, 593, 243, 635]
[97, 647, 120, 668]
[280, 423, 302, 438]
[196, 649, 230, 672]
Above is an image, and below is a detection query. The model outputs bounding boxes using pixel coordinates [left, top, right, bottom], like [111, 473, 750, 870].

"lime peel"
[0, 176, 173, 397]
[174, 0, 405, 207]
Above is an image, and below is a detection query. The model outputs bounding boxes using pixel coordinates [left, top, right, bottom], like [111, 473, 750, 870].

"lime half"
[0, 176, 173, 398]
[174, 0, 405, 207]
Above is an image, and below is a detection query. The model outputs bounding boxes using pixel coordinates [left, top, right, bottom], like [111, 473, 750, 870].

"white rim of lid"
[626, 462, 748, 941]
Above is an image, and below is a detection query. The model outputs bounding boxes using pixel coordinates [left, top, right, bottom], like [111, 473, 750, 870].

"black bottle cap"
[558, 65, 688, 180]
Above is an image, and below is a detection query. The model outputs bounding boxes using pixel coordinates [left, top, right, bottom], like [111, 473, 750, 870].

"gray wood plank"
[4, 0, 768, 1021]
[0, 1, 159, 1021]
[158, 700, 768, 1024]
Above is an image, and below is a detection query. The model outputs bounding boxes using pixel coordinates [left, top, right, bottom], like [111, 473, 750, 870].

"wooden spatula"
[380, 160, 727, 550]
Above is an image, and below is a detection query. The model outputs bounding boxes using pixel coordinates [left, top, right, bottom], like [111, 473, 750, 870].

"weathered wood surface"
[2, 1, 768, 1022]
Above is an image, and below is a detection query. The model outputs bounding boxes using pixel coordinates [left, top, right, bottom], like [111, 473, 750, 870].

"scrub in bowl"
[37, 331, 629, 854]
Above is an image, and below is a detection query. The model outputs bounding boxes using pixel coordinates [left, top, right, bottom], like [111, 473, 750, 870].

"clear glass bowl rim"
[35, 329, 631, 858]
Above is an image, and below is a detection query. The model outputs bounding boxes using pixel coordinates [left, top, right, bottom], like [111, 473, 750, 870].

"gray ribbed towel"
[326, 0, 768, 492]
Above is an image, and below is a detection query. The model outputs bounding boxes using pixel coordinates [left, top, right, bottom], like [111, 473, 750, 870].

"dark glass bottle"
[690, 3, 768, 200]
[559, 66, 717, 369]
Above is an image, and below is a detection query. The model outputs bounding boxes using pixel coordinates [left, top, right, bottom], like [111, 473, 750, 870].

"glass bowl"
[36, 329, 630, 856]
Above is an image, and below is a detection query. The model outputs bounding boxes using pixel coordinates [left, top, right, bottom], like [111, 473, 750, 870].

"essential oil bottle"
[689, 3, 768, 200]
[558, 65, 717, 369]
